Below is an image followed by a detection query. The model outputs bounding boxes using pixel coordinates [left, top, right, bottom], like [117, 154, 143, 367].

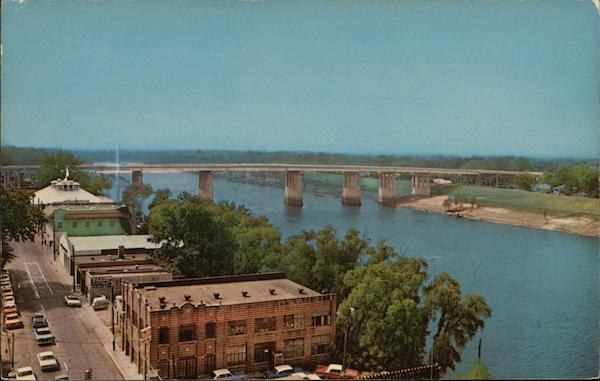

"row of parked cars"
[2, 269, 68, 380]
[210, 363, 360, 380]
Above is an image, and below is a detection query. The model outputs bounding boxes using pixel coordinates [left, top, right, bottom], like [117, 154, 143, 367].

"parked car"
[211, 368, 247, 379]
[315, 364, 360, 379]
[4, 312, 24, 329]
[37, 351, 60, 372]
[4, 295, 16, 304]
[3, 305, 18, 315]
[292, 373, 321, 380]
[2, 280, 12, 288]
[54, 374, 69, 380]
[64, 295, 81, 307]
[15, 366, 37, 380]
[91, 296, 110, 311]
[34, 327, 56, 346]
[265, 365, 304, 379]
[3, 290, 15, 298]
[31, 314, 48, 328]
[2, 284, 12, 292]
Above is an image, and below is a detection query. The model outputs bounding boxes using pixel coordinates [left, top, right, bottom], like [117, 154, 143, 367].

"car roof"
[275, 365, 293, 372]
[38, 351, 55, 357]
[213, 369, 232, 376]
[328, 364, 343, 371]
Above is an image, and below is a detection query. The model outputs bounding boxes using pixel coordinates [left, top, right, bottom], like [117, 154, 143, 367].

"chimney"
[118, 245, 125, 259]
[213, 292, 220, 300]
[269, 288, 276, 295]
[158, 296, 166, 309]
[184, 294, 191, 301]
[241, 291, 249, 297]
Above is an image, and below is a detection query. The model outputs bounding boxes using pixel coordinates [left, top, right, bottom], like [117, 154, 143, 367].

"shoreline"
[214, 174, 599, 238]
[397, 195, 599, 238]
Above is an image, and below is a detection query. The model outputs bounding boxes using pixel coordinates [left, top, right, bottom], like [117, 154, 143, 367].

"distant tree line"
[2, 145, 596, 173]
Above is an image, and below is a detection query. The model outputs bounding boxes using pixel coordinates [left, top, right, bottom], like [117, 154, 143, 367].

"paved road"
[3, 240, 122, 380]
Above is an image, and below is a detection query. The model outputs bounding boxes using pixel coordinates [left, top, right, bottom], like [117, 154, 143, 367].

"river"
[108, 172, 598, 379]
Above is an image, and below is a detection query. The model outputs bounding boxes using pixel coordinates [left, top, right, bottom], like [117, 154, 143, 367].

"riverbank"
[397, 195, 599, 237]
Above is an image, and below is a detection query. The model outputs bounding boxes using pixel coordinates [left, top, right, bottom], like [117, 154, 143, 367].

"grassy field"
[451, 186, 599, 216]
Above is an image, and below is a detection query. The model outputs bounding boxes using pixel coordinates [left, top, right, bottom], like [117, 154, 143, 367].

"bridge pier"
[342, 172, 361, 206]
[411, 173, 431, 195]
[131, 170, 143, 186]
[284, 170, 303, 207]
[377, 172, 396, 206]
[198, 171, 214, 201]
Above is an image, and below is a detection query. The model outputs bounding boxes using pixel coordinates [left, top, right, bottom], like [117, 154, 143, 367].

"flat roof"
[75, 253, 152, 265]
[134, 273, 326, 309]
[68, 235, 160, 252]
[33, 184, 113, 205]
[87, 266, 168, 277]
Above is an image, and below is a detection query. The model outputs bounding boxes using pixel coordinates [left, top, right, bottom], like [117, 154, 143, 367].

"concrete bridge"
[1, 163, 542, 207]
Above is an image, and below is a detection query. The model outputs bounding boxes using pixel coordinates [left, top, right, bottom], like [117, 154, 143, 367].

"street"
[3, 240, 123, 380]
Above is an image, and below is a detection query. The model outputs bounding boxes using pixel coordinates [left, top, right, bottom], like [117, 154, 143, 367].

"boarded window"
[284, 338, 304, 360]
[179, 325, 196, 342]
[205, 322, 216, 338]
[227, 320, 247, 336]
[159, 327, 169, 344]
[226, 344, 247, 366]
[284, 314, 304, 329]
[85, 221, 90, 228]
[311, 335, 331, 355]
[110, 220, 115, 227]
[72, 222, 77, 228]
[98, 221, 103, 227]
[254, 317, 276, 333]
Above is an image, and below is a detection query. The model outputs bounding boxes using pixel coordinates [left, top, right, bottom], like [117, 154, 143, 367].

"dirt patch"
[398, 196, 599, 237]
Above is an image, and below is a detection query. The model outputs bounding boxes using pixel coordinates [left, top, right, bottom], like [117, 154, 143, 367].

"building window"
[57, 221, 63, 229]
[227, 320, 247, 336]
[253, 341, 276, 363]
[132, 310, 138, 328]
[311, 335, 331, 355]
[110, 220, 115, 227]
[72, 221, 77, 228]
[311, 311, 331, 326]
[98, 221, 103, 227]
[159, 327, 169, 344]
[177, 357, 197, 379]
[205, 322, 216, 339]
[179, 325, 196, 342]
[157, 361, 169, 379]
[226, 344, 247, 366]
[85, 221, 90, 228]
[254, 317, 276, 333]
[284, 338, 304, 360]
[284, 314, 304, 329]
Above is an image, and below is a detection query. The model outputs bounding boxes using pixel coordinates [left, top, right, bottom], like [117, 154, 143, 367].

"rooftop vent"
[145, 286, 157, 291]
[158, 296, 167, 309]
[90, 257, 94, 261]
[213, 293, 221, 300]
[241, 291, 249, 297]
[184, 294, 192, 301]
[298, 288, 305, 294]
[269, 288, 277, 295]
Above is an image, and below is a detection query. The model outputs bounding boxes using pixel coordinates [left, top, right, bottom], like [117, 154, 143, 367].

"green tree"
[463, 360, 493, 380]
[516, 174, 535, 191]
[34, 150, 112, 195]
[148, 199, 236, 278]
[149, 188, 172, 211]
[122, 183, 153, 233]
[338, 257, 430, 371]
[281, 226, 369, 295]
[425, 273, 492, 373]
[1, 187, 46, 266]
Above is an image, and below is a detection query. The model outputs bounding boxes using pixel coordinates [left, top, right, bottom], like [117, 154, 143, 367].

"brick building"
[120, 273, 336, 379]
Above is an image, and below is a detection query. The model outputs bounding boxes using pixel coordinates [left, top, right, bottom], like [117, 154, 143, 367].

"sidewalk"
[79, 304, 144, 380]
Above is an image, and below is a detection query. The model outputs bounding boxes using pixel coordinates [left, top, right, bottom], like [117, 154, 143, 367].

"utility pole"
[111, 285, 115, 351]
[52, 212, 57, 262]
[11, 332, 15, 369]
[478, 338, 482, 361]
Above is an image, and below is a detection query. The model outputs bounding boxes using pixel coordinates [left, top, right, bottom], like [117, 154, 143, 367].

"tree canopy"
[34, 150, 112, 195]
[1, 187, 46, 265]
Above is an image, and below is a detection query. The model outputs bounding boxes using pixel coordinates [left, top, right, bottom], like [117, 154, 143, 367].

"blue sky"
[2, 0, 598, 158]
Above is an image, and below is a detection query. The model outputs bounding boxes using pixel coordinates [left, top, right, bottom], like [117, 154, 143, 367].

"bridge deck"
[1, 163, 543, 176]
